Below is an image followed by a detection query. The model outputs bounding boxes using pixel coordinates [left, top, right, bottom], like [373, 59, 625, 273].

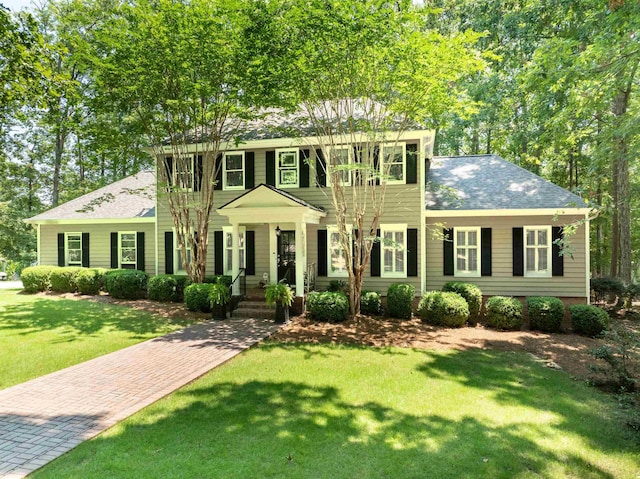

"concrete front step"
[239, 300, 271, 309]
[232, 307, 276, 320]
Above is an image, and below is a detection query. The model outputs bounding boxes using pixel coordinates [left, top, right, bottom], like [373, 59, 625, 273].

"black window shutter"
[315, 149, 326, 187]
[552, 226, 564, 276]
[164, 156, 173, 186]
[406, 143, 418, 184]
[110, 232, 118, 268]
[371, 229, 381, 277]
[136, 232, 145, 272]
[57, 233, 65, 267]
[481, 228, 492, 276]
[407, 228, 418, 277]
[245, 152, 255, 189]
[81, 233, 90, 268]
[246, 230, 255, 275]
[214, 230, 224, 275]
[194, 155, 203, 192]
[164, 231, 174, 274]
[373, 146, 380, 186]
[300, 149, 310, 188]
[266, 150, 276, 186]
[443, 228, 454, 276]
[317, 230, 327, 276]
[513, 227, 524, 276]
[214, 154, 223, 190]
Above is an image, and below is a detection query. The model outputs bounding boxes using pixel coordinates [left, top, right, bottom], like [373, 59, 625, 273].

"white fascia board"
[217, 206, 325, 225]
[25, 217, 156, 225]
[425, 208, 591, 218]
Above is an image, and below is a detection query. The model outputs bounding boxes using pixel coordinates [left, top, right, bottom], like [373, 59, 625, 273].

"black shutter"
[317, 230, 327, 276]
[164, 231, 174, 274]
[481, 228, 492, 276]
[164, 156, 173, 187]
[406, 143, 418, 184]
[552, 226, 564, 276]
[373, 146, 380, 186]
[316, 149, 326, 187]
[300, 149, 310, 188]
[110, 232, 118, 268]
[214, 153, 223, 190]
[266, 150, 276, 186]
[371, 229, 381, 277]
[443, 228, 454, 276]
[245, 152, 255, 189]
[194, 155, 203, 192]
[81, 233, 90, 267]
[513, 227, 524, 276]
[246, 230, 255, 275]
[57, 233, 65, 266]
[214, 230, 224, 275]
[136, 232, 145, 271]
[407, 228, 418, 277]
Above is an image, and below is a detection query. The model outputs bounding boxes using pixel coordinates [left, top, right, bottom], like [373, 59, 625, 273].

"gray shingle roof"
[26, 171, 155, 222]
[425, 155, 585, 210]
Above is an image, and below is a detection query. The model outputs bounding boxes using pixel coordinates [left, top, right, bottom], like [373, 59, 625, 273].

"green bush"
[442, 281, 482, 322]
[417, 291, 469, 328]
[148, 275, 191, 302]
[570, 304, 610, 337]
[623, 283, 640, 309]
[486, 296, 523, 331]
[184, 283, 215, 313]
[360, 290, 381, 315]
[527, 296, 565, 333]
[306, 291, 349, 322]
[76, 268, 108, 295]
[21, 265, 57, 293]
[204, 275, 232, 287]
[590, 277, 625, 303]
[104, 269, 148, 300]
[386, 283, 415, 319]
[327, 279, 348, 294]
[50, 267, 84, 293]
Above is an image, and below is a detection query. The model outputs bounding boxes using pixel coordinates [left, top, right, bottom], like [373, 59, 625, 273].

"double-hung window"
[175, 155, 194, 190]
[173, 227, 194, 274]
[276, 149, 299, 188]
[454, 227, 480, 277]
[381, 143, 406, 184]
[223, 226, 246, 276]
[327, 225, 351, 277]
[381, 224, 406, 278]
[329, 147, 351, 186]
[119, 232, 137, 269]
[223, 151, 245, 190]
[524, 226, 551, 277]
[65, 233, 82, 266]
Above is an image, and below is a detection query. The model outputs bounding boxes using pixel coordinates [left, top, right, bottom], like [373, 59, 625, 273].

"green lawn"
[34, 343, 640, 479]
[0, 289, 197, 390]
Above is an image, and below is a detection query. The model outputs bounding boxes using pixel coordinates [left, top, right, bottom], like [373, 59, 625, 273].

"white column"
[295, 221, 306, 297]
[269, 223, 278, 285]
[231, 222, 240, 295]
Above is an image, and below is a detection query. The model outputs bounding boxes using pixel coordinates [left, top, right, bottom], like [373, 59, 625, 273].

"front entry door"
[277, 230, 295, 284]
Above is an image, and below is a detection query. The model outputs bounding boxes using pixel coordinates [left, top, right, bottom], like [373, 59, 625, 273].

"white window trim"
[222, 226, 246, 276]
[453, 227, 481, 278]
[524, 225, 552, 278]
[173, 227, 194, 275]
[118, 231, 137, 268]
[327, 224, 352, 278]
[65, 232, 82, 267]
[275, 148, 299, 189]
[381, 142, 406, 185]
[380, 223, 407, 279]
[223, 151, 245, 191]
[169, 155, 195, 191]
[328, 146, 352, 187]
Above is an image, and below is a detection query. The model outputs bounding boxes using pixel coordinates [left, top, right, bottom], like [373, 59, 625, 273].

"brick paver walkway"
[0, 318, 280, 478]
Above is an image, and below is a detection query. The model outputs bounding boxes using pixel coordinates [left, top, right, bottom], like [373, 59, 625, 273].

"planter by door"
[275, 303, 290, 324]
[212, 303, 227, 321]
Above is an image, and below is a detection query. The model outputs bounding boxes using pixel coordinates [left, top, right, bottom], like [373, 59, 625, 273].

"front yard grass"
[0, 289, 197, 390]
[34, 343, 640, 478]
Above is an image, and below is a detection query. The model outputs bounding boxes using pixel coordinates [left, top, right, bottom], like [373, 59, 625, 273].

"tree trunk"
[52, 132, 63, 206]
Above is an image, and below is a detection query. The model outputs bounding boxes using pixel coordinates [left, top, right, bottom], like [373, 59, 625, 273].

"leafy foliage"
[265, 282, 294, 308]
[104, 269, 147, 300]
[49, 266, 83, 293]
[306, 291, 349, 323]
[570, 304, 610, 338]
[526, 296, 565, 333]
[360, 291, 382, 316]
[590, 325, 640, 392]
[184, 283, 214, 313]
[21, 265, 56, 293]
[76, 268, 107, 295]
[148, 275, 191, 303]
[417, 291, 469, 328]
[485, 296, 523, 331]
[386, 283, 415, 320]
[442, 281, 482, 322]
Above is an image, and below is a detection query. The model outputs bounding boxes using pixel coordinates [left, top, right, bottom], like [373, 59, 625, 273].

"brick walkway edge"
[0, 318, 280, 478]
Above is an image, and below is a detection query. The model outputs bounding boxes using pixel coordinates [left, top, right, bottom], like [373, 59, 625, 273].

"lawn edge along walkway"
[0, 318, 280, 479]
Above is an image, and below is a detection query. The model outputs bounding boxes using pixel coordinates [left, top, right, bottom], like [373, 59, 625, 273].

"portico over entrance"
[216, 184, 326, 297]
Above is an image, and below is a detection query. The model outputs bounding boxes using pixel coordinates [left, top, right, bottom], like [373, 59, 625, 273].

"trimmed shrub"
[184, 283, 215, 312]
[148, 275, 191, 302]
[386, 283, 415, 319]
[104, 269, 148, 300]
[417, 291, 469, 328]
[590, 277, 625, 303]
[570, 304, 610, 337]
[76, 268, 108, 295]
[50, 267, 84, 293]
[623, 282, 640, 309]
[486, 296, 523, 331]
[360, 290, 381, 315]
[442, 281, 482, 322]
[21, 265, 57, 293]
[527, 296, 565, 333]
[306, 291, 349, 323]
[327, 280, 348, 294]
[204, 275, 232, 287]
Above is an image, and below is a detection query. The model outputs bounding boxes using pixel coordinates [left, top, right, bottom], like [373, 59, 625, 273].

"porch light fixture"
[275, 225, 281, 237]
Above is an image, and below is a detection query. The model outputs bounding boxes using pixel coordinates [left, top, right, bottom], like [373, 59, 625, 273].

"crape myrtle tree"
[278, 0, 485, 315]
[90, 0, 266, 283]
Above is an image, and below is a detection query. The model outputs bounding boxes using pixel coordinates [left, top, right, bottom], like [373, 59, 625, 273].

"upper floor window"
[164, 155, 194, 190]
[223, 226, 246, 275]
[119, 232, 137, 269]
[276, 149, 299, 188]
[329, 147, 352, 187]
[454, 227, 480, 277]
[65, 232, 82, 266]
[381, 143, 406, 184]
[223, 151, 245, 190]
[328, 225, 352, 277]
[525, 226, 551, 277]
[381, 224, 406, 278]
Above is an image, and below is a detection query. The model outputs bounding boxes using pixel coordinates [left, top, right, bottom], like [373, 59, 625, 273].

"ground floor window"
[119, 232, 137, 269]
[454, 227, 480, 277]
[173, 228, 194, 273]
[381, 224, 406, 278]
[525, 226, 551, 277]
[327, 225, 351, 277]
[65, 232, 82, 266]
[223, 226, 246, 275]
